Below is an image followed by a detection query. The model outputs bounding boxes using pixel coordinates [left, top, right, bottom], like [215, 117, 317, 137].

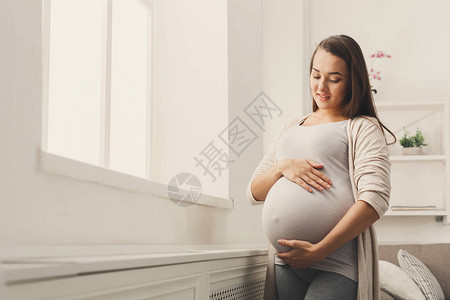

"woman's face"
[310, 48, 349, 113]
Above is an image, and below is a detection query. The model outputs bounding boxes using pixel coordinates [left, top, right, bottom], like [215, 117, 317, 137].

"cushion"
[379, 260, 425, 300]
[381, 289, 396, 300]
[397, 249, 445, 300]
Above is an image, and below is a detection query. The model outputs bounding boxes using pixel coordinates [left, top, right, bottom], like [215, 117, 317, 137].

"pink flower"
[371, 50, 391, 59]
[368, 50, 391, 86]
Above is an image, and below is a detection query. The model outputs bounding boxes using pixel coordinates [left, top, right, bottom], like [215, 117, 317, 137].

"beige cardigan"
[246, 113, 391, 300]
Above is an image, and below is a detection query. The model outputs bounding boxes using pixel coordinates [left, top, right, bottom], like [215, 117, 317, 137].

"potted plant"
[399, 128, 428, 155]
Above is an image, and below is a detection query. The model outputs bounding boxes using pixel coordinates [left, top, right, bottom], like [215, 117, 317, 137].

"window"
[42, 0, 153, 179]
[40, 0, 233, 209]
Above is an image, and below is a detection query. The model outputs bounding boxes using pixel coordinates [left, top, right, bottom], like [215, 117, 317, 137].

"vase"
[401, 146, 424, 155]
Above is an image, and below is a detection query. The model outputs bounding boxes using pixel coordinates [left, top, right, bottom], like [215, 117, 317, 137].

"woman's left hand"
[276, 239, 325, 269]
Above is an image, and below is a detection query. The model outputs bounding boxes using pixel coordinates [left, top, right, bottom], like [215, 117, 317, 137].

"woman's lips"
[317, 94, 330, 101]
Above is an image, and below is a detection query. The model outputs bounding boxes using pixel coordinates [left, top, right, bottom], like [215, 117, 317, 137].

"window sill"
[38, 150, 234, 209]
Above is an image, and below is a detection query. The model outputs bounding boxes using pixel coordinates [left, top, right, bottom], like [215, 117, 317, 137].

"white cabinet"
[6, 262, 209, 300]
[375, 101, 450, 224]
[3, 250, 268, 300]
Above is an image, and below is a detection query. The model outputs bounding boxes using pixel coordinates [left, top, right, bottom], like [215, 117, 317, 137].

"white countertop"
[1, 248, 269, 283]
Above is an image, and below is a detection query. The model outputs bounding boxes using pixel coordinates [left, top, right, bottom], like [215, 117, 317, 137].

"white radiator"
[209, 279, 265, 300]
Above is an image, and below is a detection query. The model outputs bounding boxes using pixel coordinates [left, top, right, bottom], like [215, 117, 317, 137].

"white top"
[261, 118, 358, 282]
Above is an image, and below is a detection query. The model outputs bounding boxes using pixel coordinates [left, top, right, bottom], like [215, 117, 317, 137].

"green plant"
[399, 128, 428, 148]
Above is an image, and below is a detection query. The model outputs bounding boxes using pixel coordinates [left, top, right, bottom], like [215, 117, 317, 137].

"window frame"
[40, 0, 233, 209]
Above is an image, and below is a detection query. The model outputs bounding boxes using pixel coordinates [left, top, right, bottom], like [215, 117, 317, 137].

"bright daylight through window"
[44, 0, 152, 179]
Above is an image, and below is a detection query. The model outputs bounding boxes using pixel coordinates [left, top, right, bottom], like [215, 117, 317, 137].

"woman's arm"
[276, 200, 379, 269]
[250, 163, 284, 202]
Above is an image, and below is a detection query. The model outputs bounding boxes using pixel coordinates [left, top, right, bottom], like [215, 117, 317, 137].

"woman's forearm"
[316, 200, 380, 260]
[250, 161, 286, 201]
[276, 200, 379, 268]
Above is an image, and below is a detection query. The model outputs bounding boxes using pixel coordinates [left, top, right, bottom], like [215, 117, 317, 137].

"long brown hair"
[310, 34, 396, 145]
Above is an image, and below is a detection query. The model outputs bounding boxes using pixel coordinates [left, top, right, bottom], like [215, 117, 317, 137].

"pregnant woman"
[246, 35, 395, 300]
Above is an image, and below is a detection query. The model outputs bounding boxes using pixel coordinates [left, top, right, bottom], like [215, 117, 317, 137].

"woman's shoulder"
[349, 115, 388, 145]
[350, 115, 383, 131]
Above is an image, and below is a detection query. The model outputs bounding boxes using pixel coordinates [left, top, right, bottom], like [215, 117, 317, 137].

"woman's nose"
[318, 78, 328, 91]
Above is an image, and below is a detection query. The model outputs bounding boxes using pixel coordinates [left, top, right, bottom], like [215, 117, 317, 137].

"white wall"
[229, 0, 310, 244]
[151, 0, 229, 198]
[308, 0, 450, 103]
[308, 0, 450, 243]
[262, 0, 309, 149]
[228, 0, 266, 243]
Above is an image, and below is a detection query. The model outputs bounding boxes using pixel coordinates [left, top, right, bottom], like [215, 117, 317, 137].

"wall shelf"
[376, 101, 445, 112]
[376, 100, 450, 225]
[389, 155, 446, 163]
[384, 210, 448, 216]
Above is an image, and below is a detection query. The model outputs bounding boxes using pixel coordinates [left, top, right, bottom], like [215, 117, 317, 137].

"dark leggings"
[275, 264, 358, 300]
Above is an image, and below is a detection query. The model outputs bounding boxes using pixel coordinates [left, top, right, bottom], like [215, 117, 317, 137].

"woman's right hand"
[277, 158, 332, 193]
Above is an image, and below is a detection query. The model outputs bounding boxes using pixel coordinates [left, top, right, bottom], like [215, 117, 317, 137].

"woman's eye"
[313, 76, 320, 79]
[330, 78, 340, 83]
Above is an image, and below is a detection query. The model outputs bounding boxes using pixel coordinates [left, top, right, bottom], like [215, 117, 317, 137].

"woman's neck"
[312, 109, 347, 121]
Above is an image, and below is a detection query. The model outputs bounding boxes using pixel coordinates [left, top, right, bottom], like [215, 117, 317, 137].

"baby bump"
[261, 176, 354, 253]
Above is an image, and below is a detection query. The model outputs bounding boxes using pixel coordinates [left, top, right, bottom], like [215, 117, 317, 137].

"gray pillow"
[379, 260, 425, 300]
[397, 249, 445, 300]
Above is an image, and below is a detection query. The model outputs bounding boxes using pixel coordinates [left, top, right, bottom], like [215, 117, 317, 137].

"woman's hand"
[277, 201, 380, 269]
[276, 239, 326, 269]
[277, 158, 332, 192]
